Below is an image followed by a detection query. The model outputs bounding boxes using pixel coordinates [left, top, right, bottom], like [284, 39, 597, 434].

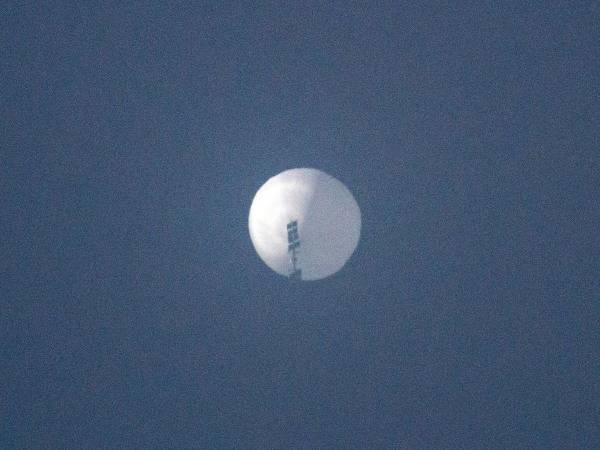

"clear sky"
[2, 2, 599, 448]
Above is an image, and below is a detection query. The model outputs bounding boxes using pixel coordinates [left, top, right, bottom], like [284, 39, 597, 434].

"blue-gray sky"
[2, 2, 599, 448]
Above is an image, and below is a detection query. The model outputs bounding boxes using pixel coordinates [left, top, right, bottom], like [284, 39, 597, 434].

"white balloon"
[248, 168, 361, 280]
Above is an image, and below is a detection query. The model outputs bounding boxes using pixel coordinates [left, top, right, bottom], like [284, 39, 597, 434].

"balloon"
[248, 168, 361, 280]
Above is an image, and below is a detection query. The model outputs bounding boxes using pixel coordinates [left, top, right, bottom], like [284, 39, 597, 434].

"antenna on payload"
[287, 220, 302, 280]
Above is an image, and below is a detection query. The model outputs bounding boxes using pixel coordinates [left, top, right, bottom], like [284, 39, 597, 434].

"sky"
[2, 2, 599, 448]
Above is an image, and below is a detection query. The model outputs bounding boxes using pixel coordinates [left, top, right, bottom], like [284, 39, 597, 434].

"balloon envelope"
[248, 168, 361, 280]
